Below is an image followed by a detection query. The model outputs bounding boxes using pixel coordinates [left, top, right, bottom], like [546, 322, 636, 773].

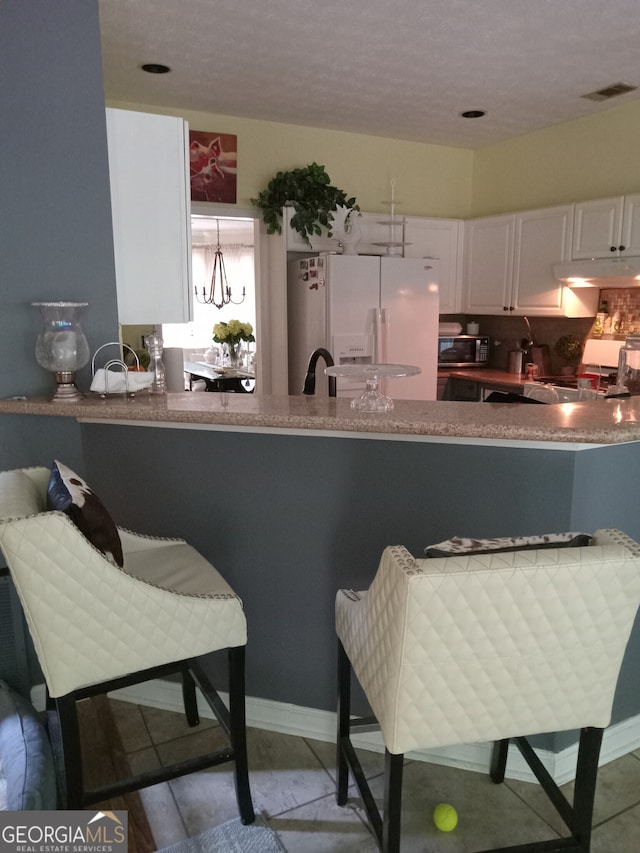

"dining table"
[184, 360, 255, 393]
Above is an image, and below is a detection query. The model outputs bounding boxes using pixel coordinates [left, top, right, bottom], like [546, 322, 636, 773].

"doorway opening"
[162, 212, 257, 359]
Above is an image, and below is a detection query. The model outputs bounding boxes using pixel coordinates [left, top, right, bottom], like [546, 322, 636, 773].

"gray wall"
[0, 0, 119, 687]
[82, 422, 640, 755]
[0, 0, 119, 470]
[565, 443, 640, 750]
[81, 425, 574, 709]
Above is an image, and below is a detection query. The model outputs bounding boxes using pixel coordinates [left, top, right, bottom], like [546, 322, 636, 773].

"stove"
[523, 377, 607, 403]
[522, 337, 623, 403]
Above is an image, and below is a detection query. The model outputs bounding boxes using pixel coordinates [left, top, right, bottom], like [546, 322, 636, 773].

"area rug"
[155, 815, 285, 853]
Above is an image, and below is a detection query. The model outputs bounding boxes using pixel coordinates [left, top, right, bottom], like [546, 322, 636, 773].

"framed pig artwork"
[189, 131, 237, 203]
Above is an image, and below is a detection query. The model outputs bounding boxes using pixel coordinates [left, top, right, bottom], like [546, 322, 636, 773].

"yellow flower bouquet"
[212, 320, 255, 347]
[212, 320, 255, 368]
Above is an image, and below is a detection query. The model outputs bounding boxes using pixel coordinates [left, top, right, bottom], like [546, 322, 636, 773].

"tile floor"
[109, 698, 640, 852]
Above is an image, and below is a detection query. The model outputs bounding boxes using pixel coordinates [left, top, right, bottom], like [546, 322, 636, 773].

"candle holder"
[32, 302, 90, 401]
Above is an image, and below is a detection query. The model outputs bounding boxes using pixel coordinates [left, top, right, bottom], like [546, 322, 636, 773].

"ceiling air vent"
[581, 82, 637, 102]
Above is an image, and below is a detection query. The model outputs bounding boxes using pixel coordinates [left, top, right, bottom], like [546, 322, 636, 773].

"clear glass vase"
[224, 341, 242, 369]
[32, 301, 90, 401]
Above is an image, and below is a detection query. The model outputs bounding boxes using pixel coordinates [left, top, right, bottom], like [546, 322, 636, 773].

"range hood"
[554, 257, 640, 286]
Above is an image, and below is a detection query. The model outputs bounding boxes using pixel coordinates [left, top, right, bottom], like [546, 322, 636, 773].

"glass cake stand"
[325, 363, 421, 412]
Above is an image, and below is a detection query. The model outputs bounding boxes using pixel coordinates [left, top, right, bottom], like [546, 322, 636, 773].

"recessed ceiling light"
[141, 63, 171, 74]
[460, 110, 486, 119]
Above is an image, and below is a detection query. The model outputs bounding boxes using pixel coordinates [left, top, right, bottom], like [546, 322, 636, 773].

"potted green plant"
[251, 162, 358, 245]
[555, 334, 583, 375]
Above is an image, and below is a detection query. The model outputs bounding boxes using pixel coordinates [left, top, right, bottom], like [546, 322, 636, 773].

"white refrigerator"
[287, 254, 440, 400]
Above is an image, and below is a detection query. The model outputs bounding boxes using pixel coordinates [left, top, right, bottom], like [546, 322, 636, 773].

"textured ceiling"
[99, 0, 640, 149]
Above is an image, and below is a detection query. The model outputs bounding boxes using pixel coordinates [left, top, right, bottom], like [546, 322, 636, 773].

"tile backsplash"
[599, 288, 640, 334]
[441, 288, 640, 374]
[440, 313, 594, 374]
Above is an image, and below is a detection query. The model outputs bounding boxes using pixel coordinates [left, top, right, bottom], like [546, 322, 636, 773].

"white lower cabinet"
[106, 108, 192, 325]
[465, 205, 576, 316]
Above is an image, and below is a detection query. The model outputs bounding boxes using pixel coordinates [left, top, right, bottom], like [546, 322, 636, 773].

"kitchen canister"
[466, 321, 480, 335]
[508, 349, 523, 374]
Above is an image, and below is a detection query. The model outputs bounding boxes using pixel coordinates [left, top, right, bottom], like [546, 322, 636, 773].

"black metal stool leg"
[337, 640, 351, 806]
[383, 750, 404, 853]
[228, 646, 255, 825]
[181, 666, 200, 727]
[572, 727, 603, 850]
[490, 738, 510, 783]
[55, 693, 84, 808]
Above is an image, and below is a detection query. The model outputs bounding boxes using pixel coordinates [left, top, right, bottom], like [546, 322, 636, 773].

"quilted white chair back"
[336, 529, 640, 755]
[0, 467, 247, 698]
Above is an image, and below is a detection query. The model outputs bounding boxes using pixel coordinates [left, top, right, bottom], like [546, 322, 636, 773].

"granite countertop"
[2, 390, 640, 445]
[443, 368, 525, 388]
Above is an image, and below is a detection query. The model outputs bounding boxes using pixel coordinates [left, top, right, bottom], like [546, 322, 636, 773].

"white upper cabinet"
[512, 206, 573, 315]
[465, 206, 574, 316]
[621, 195, 640, 254]
[106, 108, 192, 325]
[285, 210, 463, 314]
[402, 218, 464, 314]
[463, 215, 515, 314]
[572, 194, 640, 259]
[348, 213, 464, 314]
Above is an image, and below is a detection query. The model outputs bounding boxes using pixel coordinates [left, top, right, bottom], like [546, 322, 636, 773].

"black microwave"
[438, 335, 490, 367]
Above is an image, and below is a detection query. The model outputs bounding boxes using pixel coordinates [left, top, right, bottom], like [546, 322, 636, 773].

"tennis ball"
[433, 802, 458, 832]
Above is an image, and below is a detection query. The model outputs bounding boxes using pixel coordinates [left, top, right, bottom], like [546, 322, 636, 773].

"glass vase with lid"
[608, 334, 640, 397]
[32, 301, 90, 401]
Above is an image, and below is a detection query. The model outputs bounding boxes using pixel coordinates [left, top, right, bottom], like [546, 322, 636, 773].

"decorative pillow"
[0, 680, 57, 810]
[47, 460, 124, 567]
[425, 532, 592, 558]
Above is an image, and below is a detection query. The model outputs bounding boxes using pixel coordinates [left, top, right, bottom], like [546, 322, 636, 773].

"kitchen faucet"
[521, 316, 535, 366]
[303, 348, 336, 397]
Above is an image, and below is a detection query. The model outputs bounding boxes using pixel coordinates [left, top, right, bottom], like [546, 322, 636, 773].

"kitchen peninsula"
[2, 392, 640, 761]
[2, 390, 639, 442]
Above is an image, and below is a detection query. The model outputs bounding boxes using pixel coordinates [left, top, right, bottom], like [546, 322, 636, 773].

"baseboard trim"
[45, 679, 640, 786]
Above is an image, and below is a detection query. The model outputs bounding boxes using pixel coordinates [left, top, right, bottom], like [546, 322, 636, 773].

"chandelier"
[194, 219, 246, 308]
